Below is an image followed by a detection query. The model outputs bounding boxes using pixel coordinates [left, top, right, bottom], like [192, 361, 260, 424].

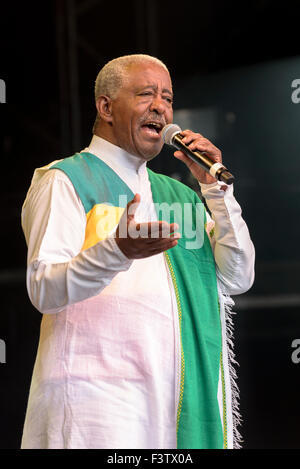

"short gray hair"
[92, 54, 170, 132]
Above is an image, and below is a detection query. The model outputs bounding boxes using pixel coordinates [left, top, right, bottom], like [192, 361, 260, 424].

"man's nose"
[149, 96, 165, 114]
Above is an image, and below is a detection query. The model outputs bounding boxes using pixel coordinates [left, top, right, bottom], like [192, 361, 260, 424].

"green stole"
[50, 152, 224, 449]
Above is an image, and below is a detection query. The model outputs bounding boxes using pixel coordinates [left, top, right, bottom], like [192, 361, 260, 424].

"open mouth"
[141, 121, 163, 137]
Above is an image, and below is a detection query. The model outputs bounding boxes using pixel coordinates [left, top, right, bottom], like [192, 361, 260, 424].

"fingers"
[180, 129, 204, 142]
[130, 236, 180, 259]
[179, 129, 222, 163]
[129, 220, 180, 240]
[142, 238, 179, 258]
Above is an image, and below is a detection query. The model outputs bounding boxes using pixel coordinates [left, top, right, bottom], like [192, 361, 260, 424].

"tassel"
[218, 283, 243, 449]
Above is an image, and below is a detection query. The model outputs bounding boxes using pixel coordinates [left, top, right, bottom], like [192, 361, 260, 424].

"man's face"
[110, 63, 173, 160]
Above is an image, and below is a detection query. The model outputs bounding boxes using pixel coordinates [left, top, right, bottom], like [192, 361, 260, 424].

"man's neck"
[85, 134, 147, 176]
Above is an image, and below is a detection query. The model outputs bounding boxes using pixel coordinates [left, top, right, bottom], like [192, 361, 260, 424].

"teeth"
[148, 122, 161, 129]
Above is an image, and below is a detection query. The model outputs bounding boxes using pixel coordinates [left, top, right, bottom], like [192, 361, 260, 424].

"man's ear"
[96, 95, 113, 123]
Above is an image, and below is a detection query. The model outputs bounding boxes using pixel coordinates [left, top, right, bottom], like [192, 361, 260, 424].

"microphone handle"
[172, 134, 235, 185]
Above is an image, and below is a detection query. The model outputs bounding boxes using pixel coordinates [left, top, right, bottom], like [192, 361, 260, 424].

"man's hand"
[115, 194, 180, 259]
[173, 129, 223, 185]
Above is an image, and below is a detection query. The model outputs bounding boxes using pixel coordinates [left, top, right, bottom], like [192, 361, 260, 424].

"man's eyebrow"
[138, 85, 173, 97]
[162, 88, 173, 97]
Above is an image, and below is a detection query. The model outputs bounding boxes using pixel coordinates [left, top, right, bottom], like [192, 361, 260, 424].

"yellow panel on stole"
[82, 204, 125, 251]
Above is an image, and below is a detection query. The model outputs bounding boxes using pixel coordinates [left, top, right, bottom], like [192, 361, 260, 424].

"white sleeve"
[200, 181, 255, 295]
[22, 169, 132, 314]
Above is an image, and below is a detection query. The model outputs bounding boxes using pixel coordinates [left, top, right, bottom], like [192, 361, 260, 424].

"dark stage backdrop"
[0, 0, 300, 449]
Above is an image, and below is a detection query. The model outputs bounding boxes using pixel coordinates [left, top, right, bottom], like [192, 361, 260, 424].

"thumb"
[127, 193, 141, 221]
[116, 194, 140, 238]
[174, 150, 189, 163]
[174, 151, 194, 170]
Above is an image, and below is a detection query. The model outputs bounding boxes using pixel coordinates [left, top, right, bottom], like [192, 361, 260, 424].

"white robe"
[21, 135, 255, 449]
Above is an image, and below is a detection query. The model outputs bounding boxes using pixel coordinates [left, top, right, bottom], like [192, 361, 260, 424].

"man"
[21, 54, 255, 449]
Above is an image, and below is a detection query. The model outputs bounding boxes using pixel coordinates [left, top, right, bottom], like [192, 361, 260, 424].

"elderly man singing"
[21, 54, 255, 449]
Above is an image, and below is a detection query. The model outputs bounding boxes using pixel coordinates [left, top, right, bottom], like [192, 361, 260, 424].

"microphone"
[162, 124, 235, 185]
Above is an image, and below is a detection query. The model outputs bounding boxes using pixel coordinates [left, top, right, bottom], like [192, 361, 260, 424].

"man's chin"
[138, 143, 163, 161]
[141, 152, 160, 162]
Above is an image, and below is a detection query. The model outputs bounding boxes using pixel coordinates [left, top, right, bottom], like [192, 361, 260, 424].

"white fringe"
[219, 288, 243, 449]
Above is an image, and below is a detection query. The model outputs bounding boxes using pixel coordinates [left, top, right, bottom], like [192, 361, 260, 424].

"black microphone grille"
[162, 124, 182, 145]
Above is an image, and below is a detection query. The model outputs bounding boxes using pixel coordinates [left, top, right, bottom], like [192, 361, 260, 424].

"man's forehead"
[124, 63, 172, 91]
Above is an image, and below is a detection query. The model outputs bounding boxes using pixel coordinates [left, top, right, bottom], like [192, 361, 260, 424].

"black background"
[0, 0, 300, 449]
